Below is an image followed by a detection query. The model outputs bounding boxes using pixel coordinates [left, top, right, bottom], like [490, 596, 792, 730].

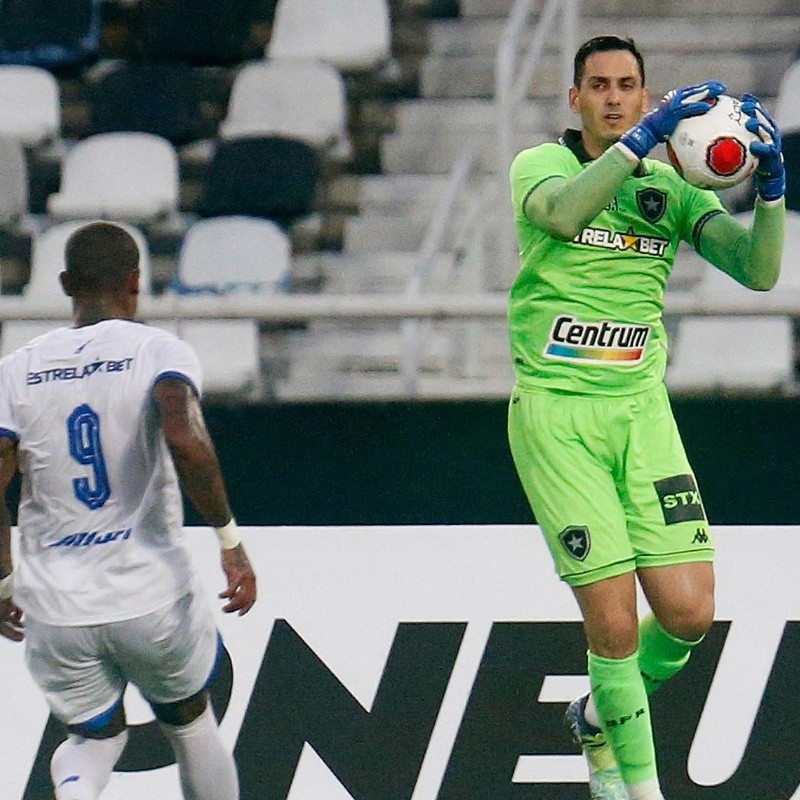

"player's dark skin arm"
[153, 377, 256, 615]
[0, 436, 24, 641]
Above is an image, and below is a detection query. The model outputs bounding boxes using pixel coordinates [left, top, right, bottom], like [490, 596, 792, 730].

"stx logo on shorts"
[654, 474, 706, 525]
[558, 525, 590, 561]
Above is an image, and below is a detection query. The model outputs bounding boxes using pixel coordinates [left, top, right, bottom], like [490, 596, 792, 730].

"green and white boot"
[564, 694, 629, 800]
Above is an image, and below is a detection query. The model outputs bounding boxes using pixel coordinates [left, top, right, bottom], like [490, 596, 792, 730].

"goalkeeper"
[507, 34, 785, 800]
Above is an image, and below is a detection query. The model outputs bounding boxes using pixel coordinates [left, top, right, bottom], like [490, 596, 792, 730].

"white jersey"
[0, 319, 204, 626]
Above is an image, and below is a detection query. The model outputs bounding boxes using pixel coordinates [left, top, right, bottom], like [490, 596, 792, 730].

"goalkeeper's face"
[569, 49, 649, 158]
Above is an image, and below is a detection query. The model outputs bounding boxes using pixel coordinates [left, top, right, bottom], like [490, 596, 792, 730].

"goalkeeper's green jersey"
[508, 130, 725, 396]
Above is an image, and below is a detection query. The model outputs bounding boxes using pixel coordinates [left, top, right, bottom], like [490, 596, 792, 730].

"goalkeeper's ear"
[640, 86, 651, 117]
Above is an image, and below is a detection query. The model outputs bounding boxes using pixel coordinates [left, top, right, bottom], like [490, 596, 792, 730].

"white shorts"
[24, 589, 219, 726]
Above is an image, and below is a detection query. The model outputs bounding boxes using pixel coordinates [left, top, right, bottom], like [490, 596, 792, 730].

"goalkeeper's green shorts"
[507, 382, 714, 587]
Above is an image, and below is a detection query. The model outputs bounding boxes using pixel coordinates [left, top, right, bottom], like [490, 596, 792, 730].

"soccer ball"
[665, 94, 758, 190]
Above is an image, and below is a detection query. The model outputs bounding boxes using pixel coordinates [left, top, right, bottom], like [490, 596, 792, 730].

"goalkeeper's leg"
[575, 573, 665, 800]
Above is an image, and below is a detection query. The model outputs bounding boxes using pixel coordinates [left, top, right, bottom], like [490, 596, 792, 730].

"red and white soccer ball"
[666, 94, 758, 190]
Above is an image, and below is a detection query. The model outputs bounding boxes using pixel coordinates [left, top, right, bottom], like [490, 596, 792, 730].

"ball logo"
[706, 136, 747, 177]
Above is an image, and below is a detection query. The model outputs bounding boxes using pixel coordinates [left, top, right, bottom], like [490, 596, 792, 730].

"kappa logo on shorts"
[654, 474, 706, 525]
[559, 525, 591, 561]
[692, 527, 710, 544]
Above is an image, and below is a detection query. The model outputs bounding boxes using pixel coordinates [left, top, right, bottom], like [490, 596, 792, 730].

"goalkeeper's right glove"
[618, 80, 727, 161]
[741, 93, 785, 202]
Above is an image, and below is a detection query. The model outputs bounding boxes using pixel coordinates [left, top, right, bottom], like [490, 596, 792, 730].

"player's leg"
[153, 689, 238, 800]
[111, 590, 238, 800]
[572, 574, 661, 800]
[51, 704, 129, 800]
[509, 388, 640, 800]
[623, 384, 715, 695]
[24, 617, 129, 800]
[637, 562, 714, 692]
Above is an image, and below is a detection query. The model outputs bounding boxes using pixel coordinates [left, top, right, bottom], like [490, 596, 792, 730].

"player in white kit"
[0, 221, 257, 800]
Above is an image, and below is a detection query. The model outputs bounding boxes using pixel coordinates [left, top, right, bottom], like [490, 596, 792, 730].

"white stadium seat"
[47, 133, 180, 223]
[667, 316, 794, 393]
[776, 60, 800, 134]
[267, 0, 391, 73]
[174, 215, 290, 294]
[2, 221, 152, 359]
[220, 60, 348, 151]
[0, 65, 60, 146]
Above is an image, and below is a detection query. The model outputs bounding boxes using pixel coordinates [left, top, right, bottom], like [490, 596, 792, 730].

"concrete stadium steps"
[459, 0, 798, 19]
[274, 319, 515, 401]
[381, 126, 548, 173]
[378, 98, 553, 173]
[292, 251, 457, 293]
[390, 98, 552, 132]
[329, 173, 477, 216]
[428, 15, 800, 57]
[421, 50, 795, 101]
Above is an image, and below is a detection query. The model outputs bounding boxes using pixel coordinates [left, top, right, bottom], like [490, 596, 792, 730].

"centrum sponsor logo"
[573, 225, 669, 257]
[544, 315, 650, 364]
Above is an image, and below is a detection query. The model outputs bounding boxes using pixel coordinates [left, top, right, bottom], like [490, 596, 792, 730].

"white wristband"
[0, 572, 13, 601]
[215, 519, 242, 550]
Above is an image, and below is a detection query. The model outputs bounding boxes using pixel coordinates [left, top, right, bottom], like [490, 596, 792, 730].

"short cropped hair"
[64, 222, 140, 294]
[573, 35, 645, 88]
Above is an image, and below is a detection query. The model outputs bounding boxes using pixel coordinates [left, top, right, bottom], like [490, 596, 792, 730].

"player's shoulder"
[105, 319, 184, 349]
[511, 140, 575, 169]
[0, 325, 69, 368]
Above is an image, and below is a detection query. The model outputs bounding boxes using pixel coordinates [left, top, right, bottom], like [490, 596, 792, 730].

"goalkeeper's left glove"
[741, 93, 785, 202]
[618, 80, 727, 161]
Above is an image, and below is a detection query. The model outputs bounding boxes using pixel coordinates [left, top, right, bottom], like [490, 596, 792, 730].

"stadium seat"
[87, 61, 208, 146]
[0, 0, 101, 70]
[198, 136, 320, 224]
[167, 216, 288, 398]
[1, 220, 152, 358]
[26, 220, 152, 299]
[267, 0, 391, 73]
[666, 316, 794, 393]
[176, 319, 262, 397]
[0, 136, 29, 227]
[219, 60, 348, 152]
[775, 60, 800, 134]
[172, 216, 291, 294]
[0, 65, 60, 146]
[139, 0, 260, 65]
[46, 133, 180, 223]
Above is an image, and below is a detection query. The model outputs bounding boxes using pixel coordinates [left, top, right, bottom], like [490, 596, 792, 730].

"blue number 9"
[67, 403, 111, 510]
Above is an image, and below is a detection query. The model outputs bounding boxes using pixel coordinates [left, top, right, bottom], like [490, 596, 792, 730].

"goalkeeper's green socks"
[588, 650, 659, 791]
[585, 615, 703, 799]
[638, 611, 703, 695]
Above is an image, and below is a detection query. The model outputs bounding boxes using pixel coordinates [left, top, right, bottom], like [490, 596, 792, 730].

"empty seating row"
[0, 0, 390, 72]
[0, 131, 321, 228]
[2, 215, 292, 397]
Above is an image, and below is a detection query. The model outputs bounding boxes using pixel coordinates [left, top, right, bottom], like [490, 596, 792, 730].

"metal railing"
[495, 0, 581, 278]
[8, 287, 800, 324]
[399, 148, 477, 395]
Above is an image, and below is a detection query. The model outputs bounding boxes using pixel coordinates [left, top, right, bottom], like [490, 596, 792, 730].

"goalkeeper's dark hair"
[573, 35, 645, 88]
[64, 221, 140, 294]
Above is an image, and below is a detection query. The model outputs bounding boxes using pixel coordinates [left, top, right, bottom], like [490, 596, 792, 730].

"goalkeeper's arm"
[697, 199, 784, 291]
[524, 80, 726, 241]
[523, 145, 639, 241]
[697, 93, 786, 291]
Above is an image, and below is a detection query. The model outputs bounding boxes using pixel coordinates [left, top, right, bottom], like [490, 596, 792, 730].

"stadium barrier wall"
[1, 524, 799, 800]
[193, 398, 800, 527]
